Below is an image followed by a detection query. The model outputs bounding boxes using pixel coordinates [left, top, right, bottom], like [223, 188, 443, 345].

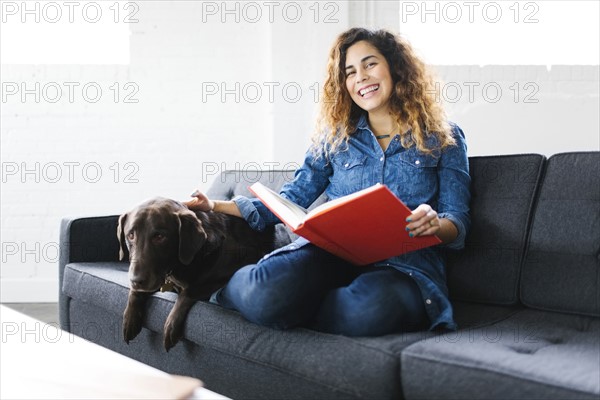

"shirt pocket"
[328, 154, 369, 197]
[396, 150, 439, 204]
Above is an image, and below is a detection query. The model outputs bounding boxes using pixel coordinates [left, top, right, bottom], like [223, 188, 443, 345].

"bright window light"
[398, 0, 599, 66]
[1, 1, 134, 64]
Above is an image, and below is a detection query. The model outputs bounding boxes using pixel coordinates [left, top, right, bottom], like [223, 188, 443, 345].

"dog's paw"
[163, 315, 184, 351]
[123, 308, 143, 344]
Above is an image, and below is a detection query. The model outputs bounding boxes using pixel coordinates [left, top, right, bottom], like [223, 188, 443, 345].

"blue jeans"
[213, 244, 428, 336]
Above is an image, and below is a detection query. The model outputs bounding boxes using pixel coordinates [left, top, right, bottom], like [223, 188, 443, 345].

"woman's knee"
[221, 264, 307, 329]
[313, 270, 428, 336]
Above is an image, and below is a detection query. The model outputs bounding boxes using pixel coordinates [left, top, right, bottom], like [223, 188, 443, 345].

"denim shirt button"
[344, 162, 349, 167]
[425, 299, 432, 305]
[379, 156, 384, 162]
[415, 160, 421, 165]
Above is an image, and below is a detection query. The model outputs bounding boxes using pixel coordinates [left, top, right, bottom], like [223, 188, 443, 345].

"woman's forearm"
[212, 200, 243, 218]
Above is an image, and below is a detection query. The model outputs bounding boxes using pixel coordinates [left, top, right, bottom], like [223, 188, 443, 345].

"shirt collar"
[356, 113, 369, 131]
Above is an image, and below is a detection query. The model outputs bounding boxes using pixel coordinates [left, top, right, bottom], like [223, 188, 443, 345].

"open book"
[249, 182, 441, 265]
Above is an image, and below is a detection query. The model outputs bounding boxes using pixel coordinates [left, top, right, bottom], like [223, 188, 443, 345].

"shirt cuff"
[232, 195, 266, 231]
[438, 212, 466, 250]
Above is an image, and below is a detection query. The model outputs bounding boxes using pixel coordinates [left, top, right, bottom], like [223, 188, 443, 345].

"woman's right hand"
[184, 189, 215, 212]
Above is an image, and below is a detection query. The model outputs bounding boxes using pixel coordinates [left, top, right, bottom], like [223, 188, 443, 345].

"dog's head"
[117, 197, 208, 292]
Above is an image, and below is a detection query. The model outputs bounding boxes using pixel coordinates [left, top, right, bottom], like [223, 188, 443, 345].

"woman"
[186, 28, 470, 336]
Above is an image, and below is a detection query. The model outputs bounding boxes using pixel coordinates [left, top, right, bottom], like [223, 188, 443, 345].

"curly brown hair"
[313, 27, 454, 157]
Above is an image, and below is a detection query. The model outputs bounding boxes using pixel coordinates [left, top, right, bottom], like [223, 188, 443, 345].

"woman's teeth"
[360, 85, 379, 97]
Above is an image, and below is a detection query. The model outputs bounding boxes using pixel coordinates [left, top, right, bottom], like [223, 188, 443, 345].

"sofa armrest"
[59, 215, 121, 329]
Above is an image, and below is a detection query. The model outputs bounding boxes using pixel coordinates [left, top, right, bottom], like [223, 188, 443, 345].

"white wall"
[1, 1, 598, 302]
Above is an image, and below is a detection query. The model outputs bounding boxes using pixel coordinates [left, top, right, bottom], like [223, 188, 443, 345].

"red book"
[249, 182, 441, 266]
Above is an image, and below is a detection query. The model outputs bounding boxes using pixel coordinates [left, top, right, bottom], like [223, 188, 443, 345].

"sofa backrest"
[520, 152, 600, 317]
[206, 170, 297, 201]
[208, 154, 596, 313]
[206, 169, 328, 243]
[445, 154, 546, 305]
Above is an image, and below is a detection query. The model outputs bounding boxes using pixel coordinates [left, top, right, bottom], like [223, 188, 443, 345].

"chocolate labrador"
[118, 197, 278, 351]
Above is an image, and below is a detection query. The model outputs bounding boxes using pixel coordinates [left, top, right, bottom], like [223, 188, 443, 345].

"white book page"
[250, 183, 307, 228]
[306, 184, 383, 218]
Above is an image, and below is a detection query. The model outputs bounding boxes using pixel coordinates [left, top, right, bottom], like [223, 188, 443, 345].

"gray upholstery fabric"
[58, 156, 600, 400]
[59, 215, 121, 330]
[401, 309, 600, 400]
[63, 262, 431, 399]
[206, 169, 329, 243]
[520, 152, 600, 316]
[205, 170, 299, 200]
[452, 301, 522, 330]
[68, 300, 361, 400]
[446, 154, 545, 305]
[63, 261, 528, 399]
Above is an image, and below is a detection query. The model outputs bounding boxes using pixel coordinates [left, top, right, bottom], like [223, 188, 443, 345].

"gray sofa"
[59, 152, 600, 400]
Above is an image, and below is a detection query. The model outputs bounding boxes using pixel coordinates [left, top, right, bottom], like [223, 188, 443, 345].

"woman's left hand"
[405, 204, 440, 237]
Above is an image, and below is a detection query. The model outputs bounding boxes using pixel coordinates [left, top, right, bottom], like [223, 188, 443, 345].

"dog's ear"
[117, 213, 129, 261]
[178, 212, 207, 265]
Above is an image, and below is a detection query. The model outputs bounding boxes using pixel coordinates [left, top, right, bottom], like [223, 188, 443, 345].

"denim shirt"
[234, 114, 471, 330]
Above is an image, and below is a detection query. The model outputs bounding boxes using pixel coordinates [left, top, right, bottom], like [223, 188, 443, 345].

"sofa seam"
[65, 264, 401, 398]
[64, 214, 120, 222]
[519, 298, 600, 319]
[191, 302, 407, 357]
[450, 154, 545, 306]
[522, 249, 599, 258]
[186, 338, 375, 399]
[514, 154, 547, 310]
[468, 153, 545, 161]
[67, 264, 532, 359]
[518, 153, 600, 317]
[59, 217, 76, 331]
[68, 293, 367, 399]
[550, 151, 599, 158]
[515, 156, 545, 306]
[65, 263, 130, 292]
[401, 351, 599, 396]
[456, 307, 525, 331]
[66, 262, 416, 359]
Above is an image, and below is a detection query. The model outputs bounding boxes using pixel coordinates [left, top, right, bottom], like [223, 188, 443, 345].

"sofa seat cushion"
[401, 309, 600, 399]
[64, 262, 437, 399]
[63, 263, 536, 399]
[63, 262, 131, 311]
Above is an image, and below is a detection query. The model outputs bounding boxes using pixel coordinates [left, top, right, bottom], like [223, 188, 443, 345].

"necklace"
[373, 122, 400, 140]
[375, 134, 390, 139]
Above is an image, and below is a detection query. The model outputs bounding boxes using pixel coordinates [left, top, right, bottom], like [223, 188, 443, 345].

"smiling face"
[344, 40, 394, 116]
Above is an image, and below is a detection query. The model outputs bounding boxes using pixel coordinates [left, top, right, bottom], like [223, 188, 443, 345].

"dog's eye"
[153, 233, 166, 243]
[127, 232, 135, 241]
